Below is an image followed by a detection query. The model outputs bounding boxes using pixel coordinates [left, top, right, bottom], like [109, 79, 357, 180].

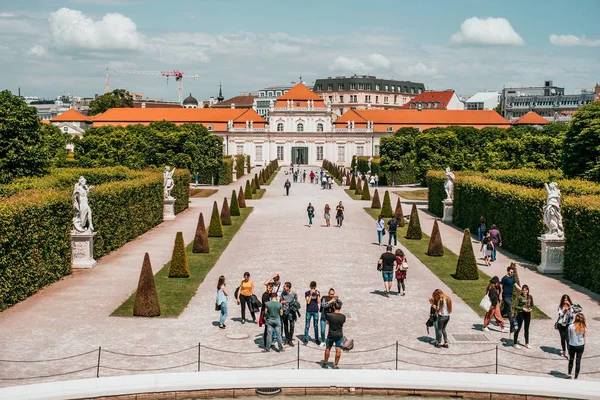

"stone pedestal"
[71, 231, 97, 269]
[232, 171, 237, 182]
[537, 235, 565, 274]
[163, 198, 176, 221]
[442, 199, 454, 224]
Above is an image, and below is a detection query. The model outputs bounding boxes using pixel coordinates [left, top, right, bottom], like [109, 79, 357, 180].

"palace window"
[385, 85, 389, 91]
[339, 95, 344, 103]
[277, 123, 284, 131]
[365, 83, 372, 90]
[349, 83, 357, 90]
[387, 126, 394, 132]
[358, 83, 365, 90]
[328, 96, 333, 103]
[317, 123, 324, 132]
[391, 85, 395, 91]
[411, 88, 415, 94]
[315, 84, 323, 91]
[276, 91, 282, 96]
[236, 145, 244, 155]
[375, 84, 380, 91]
[384, 96, 389, 104]
[374, 145, 380, 156]
[268, 91, 274, 97]
[277, 145, 284, 161]
[350, 95, 357, 103]
[297, 123, 304, 132]
[337, 145, 345, 162]
[394, 95, 397, 104]
[356, 145, 364, 156]
[365, 95, 371, 103]
[418, 88, 423, 94]
[375, 96, 379, 103]
[255, 145, 263, 161]
[327, 84, 333, 90]
[317, 146, 324, 161]
[338, 83, 344, 90]
[207, 125, 213, 131]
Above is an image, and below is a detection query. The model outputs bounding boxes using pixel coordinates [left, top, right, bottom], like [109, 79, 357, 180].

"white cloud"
[270, 42, 301, 56]
[68, 0, 144, 4]
[0, 12, 16, 18]
[368, 53, 391, 69]
[28, 45, 47, 57]
[48, 8, 145, 51]
[450, 17, 524, 46]
[329, 56, 367, 72]
[550, 34, 600, 47]
[404, 62, 439, 77]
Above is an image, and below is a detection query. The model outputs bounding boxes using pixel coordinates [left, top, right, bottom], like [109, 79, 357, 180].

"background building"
[313, 75, 425, 118]
[254, 85, 293, 119]
[464, 91, 500, 110]
[402, 90, 464, 110]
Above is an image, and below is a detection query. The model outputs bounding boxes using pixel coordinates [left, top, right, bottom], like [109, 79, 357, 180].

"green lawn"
[253, 188, 266, 199]
[264, 168, 280, 186]
[112, 207, 253, 318]
[393, 189, 428, 201]
[344, 189, 368, 201]
[363, 208, 548, 319]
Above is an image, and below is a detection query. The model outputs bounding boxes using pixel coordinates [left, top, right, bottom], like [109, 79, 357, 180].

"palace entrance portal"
[291, 147, 308, 165]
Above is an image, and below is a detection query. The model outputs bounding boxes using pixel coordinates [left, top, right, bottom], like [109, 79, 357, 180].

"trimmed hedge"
[230, 189, 241, 216]
[235, 155, 245, 178]
[168, 231, 190, 278]
[381, 190, 393, 218]
[405, 203, 422, 240]
[218, 156, 233, 185]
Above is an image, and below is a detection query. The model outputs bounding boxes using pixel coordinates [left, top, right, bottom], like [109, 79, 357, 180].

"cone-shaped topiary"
[133, 253, 161, 317]
[259, 171, 264, 185]
[394, 198, 405, 227]
[455, 228, 479, 280]
[346, 172, 351, 186]
[192, 212, 209, 253]
[371, 189, 381, 209]
[427, 219, 444, 256]
[221, 197, 231, 226]
[405, 204, 422, 240]
[381, 190, 394, 217]
[254, 173, 261, 190]
[230, 190, 241, 216]
[168, 232, 190, 278]
[349, 174, 356, 190]
[355, 179, 363, 195]
[208, 201, 224, 237]
[245, 180, 253, 199]
[250, 178, 257, 194]
[238, 186, 247, 208]
[361, 184, 371, 200]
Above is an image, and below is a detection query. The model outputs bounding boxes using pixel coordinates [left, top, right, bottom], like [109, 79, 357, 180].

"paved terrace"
[0, 168, 598, 388]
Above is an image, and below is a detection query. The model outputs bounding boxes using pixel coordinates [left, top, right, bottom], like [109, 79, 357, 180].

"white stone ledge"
[1, 370, 599, 400]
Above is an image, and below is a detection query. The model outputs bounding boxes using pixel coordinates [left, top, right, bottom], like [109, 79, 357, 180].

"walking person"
[428, 295, 439, 344]
[376, 215, 385, 245]
[336, 202, 345, 227]
[284, 179, 291, 196]
[501, 265, 521, 332]
[263, 292, 284, 352]
[216, 275, 228, 330]
[395, 249, 408, 296]
[324, 204, 331, 227]
[513, 284, 534, 349]
[557, 294, 574, 357]
[480, 231, 493, 266]
[567, 313, 587, 379]
[431, 289, 452, 348]
[322, 301, 346, 369]
[307, 202, 315, 227]
[342, 175, 347, 186]
[483, 276, 505, 332]
[281, 282, 298, 346]
[236, 272, 255, 324]
[369, 174, 375, 187]
[304, 281, 321, 345]
[378, 245, 397, 297]
[303, 170, 307, 183]
[260, 283, 273, 348]
[320, 288, 338, 346]
[478, 216, 487, 242]
[310, 170, 315, 183]
[328, 176, 333, 189]
[321, 174, 327, 189]
[488, 224, 502, 262]
[387, 216, 398, 247]
[374, 174, 379, 187]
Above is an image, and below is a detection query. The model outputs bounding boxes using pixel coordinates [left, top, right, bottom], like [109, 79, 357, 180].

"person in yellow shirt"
[237, 272, 255, 324]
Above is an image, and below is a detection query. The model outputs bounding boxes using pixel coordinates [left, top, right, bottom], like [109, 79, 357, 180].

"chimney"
[231, 103, 235, 109]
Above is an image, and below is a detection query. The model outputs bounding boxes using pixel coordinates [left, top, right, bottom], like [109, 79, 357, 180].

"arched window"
[317, 123, 323, 132]
[277, 123, 284, 132]
[63, 127, 68, 132]
[297, 123, 304, 132]
[387, 126, 394, 133]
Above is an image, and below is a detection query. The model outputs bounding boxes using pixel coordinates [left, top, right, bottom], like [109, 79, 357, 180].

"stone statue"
[164, 166, 176, 200]
[72, 176, 94, 233]
[444, 167, 455, 201]
[368, 157, 373, 171]
[543, 182, 564, 237]
[232, 156, 237, 170]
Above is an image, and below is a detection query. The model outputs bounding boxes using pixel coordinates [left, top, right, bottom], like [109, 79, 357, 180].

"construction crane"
[112, 69, 200, 103]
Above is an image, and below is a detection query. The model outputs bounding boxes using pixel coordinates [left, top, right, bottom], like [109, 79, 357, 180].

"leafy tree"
[455, 228, 478, 280]
[230, 189, 241, 216]
[88, 89, 133, 116]
[494, 103, 503, 116]
[168, 232, 190, 278]
[133, 253, 161, 317]
[380, 134, 415, 186]
[427, 219, 444, 256]
[405, 204, 422, 240]
[192, 212, 209, 253]
[221, 197, 231, 226]
[381, 190, 394, 217]
[562, 102, 600, 181]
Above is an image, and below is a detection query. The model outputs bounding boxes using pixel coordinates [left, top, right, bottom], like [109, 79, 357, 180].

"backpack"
[341, 336, 354, 352]
[572, 304, 583, 314]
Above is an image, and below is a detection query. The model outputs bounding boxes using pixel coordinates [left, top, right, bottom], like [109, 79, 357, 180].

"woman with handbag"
[216, 275, 228, 330]
[483, 276, 505, 332]
[513, 284, 534, 349]
[324, 204, 331, 227]
[236, 272, 255, 324]
[557, 294, 574, 357]
[395, 249, 408, 296]
[431, 289, 452, 348]
[376, 215, 385, 246]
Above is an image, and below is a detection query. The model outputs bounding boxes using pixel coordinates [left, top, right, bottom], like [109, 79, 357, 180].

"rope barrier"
[200, 359, 296, 369]
[100, 361, 197, 372]
[498, 348, 600, 361]
[0, 366, 96, 381]
[399, 359, 496, 370]
[0, 349, 98, 363]
[300, 343, 395, 353]
[102, 346, 198, 357]
[199, 345, 265, 354]
[298, 358, 394, 367]
[396, 342, 496, 356]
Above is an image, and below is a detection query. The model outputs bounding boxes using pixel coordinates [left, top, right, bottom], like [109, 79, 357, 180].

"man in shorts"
[378, 245, 397, 297]
[323, 301, 346, 369]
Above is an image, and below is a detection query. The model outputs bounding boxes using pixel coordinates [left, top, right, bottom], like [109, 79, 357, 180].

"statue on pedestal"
[164, 166, 176, 200]
[543, 182, 564, 238]
[72, 176, 94, 233]
[444, 167, 455, 201]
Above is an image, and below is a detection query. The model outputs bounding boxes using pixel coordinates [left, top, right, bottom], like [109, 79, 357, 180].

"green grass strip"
[112, 207, 253, 318]
[263, 168, 281, 186]
[363, 208, 548, 319]
[344, 189, 367, 201]
[253, 188, 266, 199]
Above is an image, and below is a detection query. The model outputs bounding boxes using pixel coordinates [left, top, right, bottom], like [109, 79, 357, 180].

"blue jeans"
[219, 302, 228, 325]
[266, 319, 283, 350]
[320, 313, 328, 342]
[377, 230, 383, 244]
[388, 231, 397, 246]
[491, 246, 497, 261]
[478, 228, 484, 242]
[304, 311, 319, 342]
[308, 213, 313, 225]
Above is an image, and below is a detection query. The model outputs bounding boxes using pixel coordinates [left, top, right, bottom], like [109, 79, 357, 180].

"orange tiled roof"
[212, 95, 257, 108]
[277, 83, 323, 101]
[401, 90, 455, 109]
[92, 107, 266, 124]
[513, 111, 549, 125]
[336, 109, 510, 128]
[50, 109, 92, 123]
[40, 119, 51, 124]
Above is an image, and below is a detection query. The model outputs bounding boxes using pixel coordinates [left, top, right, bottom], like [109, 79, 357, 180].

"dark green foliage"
[562, 102, 600, 181]
[259, 171, 264, 185]
[426, 172, 447, 217]
[250, 178, 257, 194]
[381, 190, 394, 217]
[394, 198, 405, 227]
[245, 180, 253, 199]
[356, 158, 369, 174]
[254, 173, 261, 190]
[234, 155, 245, 178]
[207, 201, 223, 237]
[405, 203, 422, 240]
[427, 219, 444, 256]
[354, 179, 363, 195]
[88, 89, 133, 116]
[361, 184, 371, 200]
[218, 156, 233, 185]
[230, 189, 241, 216]
[168, 231, 190, 278]
[349, 174, 356, 190]
[346, 172, 351, 186]
[238, 186, 247, 208]
[192, 212, 209, 253]
[246, 155, 251, 173]
[455, 228, 479, 280]
[221, 197, 231, 226]
[371, 189, 381, 209]
[133, 253, 161, 317]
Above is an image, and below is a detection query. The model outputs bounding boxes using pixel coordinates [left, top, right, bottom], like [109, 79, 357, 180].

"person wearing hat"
[483, 276, 505, 332]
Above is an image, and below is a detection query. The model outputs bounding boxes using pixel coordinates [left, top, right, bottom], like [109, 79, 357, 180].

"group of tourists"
[283, 169, 334, 196]
[478, 217, 502, 265]
[215, 273, 347, 369]
[375, 215, 399, 247]
[306, 201, 345, 227]
[377, 245, 408, 297]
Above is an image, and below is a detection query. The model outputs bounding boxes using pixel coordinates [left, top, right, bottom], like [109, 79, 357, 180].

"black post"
[495, 345, 498, 374]
[96, 346, 101, 378]
[395, 341, 399, 370]
[297, 343, 300, 370]
[197, 342, 201, 372]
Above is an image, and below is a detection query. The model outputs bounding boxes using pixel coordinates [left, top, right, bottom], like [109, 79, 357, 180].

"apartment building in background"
[402, 90, 464, 110]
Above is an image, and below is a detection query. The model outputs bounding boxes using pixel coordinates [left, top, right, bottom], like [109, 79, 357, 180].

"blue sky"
[1, 0, 599, 101]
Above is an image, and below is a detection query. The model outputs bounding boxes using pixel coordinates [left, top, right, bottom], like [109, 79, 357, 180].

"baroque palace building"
[54, 83, 511, 167]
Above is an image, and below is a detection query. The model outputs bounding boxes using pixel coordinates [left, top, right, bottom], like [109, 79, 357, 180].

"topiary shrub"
[349, 175, 356, 190]
[168, 231, 190, 278]
[133, 252, 161, 317]
[259, 171, 264, 185]
[192, 212, 209, 253]
[238, 186, 247, 208]
[455, 228, 479, 280]
[371, 189, 381, 209]
[230, 189, 240, 216]
[221, 197, 231, 226]
[381, 190, 394, 217]
[355, 179, 363, 195]
[208, 201, 223, 237]
[361, 184, 371, 200]
[245, 180, 253, 199]
[250, 178, 257, 194]
[346, 172, 351, 186]
[254, 173, 261, 190]
[427, 219, 444, 256]
[395, 198, 405, 227]
[405, 204, 422, 240]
